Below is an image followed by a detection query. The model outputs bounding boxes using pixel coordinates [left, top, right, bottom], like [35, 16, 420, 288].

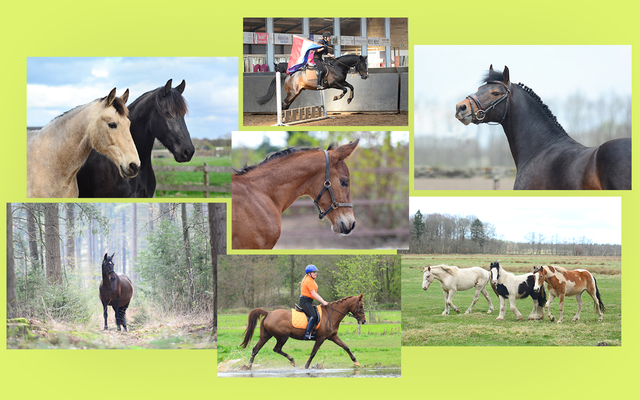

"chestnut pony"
[232, 140, 358, 249]
[240, 294, 366, 370]
[455, 65, 631, 190]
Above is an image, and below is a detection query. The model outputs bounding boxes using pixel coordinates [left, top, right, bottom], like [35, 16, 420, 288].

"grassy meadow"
[217, 310, 401, 372]
[402, 254, 621, 346]
[154, 155, 231, 198]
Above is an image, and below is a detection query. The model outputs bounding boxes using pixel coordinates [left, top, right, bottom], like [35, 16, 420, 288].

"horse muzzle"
[455, 101, 474, 125]
[120, 163, 140, 179]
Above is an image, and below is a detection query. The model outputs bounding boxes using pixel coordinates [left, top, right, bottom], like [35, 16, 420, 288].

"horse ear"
[120, 88, 130, 104]
[106, 88, 117, 107]
[176, 79, 186, 94]
[502, 66, 510, 85]
[164, 79, 173, 96]
[489, 64, 494, 73]
[104, 253, 108, 260]
[330, 138, 359, 162]
[110, 252, 115, 258]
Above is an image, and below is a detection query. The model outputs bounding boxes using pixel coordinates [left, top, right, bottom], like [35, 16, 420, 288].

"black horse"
[99, 253, 134, 332]
[455, 65, 631, 190]
[77, 79, 195, 197]
[258, 54, 369, 110]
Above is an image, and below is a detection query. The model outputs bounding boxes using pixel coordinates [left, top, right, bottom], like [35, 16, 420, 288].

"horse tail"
[256, 77, 277, 105]
[593, 276, 606, 313]
[240, 308, 268, 348]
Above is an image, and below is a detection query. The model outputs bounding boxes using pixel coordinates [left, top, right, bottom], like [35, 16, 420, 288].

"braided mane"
[233, 142, 337, 175]
[516, 82, 566, 133]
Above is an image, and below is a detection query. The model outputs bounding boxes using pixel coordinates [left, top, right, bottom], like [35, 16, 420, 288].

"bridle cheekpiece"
[313, 150, 352, 220]
[467, 81, 511, 124]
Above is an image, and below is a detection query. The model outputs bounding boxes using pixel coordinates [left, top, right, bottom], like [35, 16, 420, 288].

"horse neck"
[241, 151, 326, 213]
[326, 296, 354, 326]
[127, 93, 157, 165]
[501, 86, 576, 167]
[335, 55, 357, 73]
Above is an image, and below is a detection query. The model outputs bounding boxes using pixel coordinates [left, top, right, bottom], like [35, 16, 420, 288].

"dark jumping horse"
[240, 294, 366, 370]
[99, 253, 133, 332]
[77, 79, 195, 197]
[258, 54, 369, 110]
[455, 65, 631, 190]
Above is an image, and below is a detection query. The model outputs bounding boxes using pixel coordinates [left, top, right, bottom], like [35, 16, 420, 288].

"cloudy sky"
[27, 57, 238, 139]
[410, 197, 621, 245]
[414, 45, 631, 140]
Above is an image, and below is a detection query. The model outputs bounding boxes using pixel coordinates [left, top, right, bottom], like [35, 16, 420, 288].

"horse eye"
[341, 180, 349, 187]
[492, 91, 500, 96]
[108, 122, 117, 129]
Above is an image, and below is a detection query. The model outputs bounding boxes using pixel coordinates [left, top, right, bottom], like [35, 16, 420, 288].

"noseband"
[467, 81, 511, 124]
[313, 150, 352, 220]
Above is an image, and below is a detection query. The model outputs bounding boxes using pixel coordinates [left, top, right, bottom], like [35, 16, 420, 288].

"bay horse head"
[148, 79, 195, 162]
[314, 139, 359, 236]
[102, 253, 118, 288]
[456, 65, 511, 125]
[89, 88, 140, 179]
[350, 294, 367, 325]
[355, 55, 369, 80]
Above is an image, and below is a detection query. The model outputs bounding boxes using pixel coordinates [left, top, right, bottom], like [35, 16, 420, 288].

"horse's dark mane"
[155, 87, 189, 118]
[233, 143, 337, 175]
[483, 68, 566, 133]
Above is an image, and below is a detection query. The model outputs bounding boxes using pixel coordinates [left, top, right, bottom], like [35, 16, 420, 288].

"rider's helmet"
[305, 265, 319, 274]
[322, 31, 331, 42]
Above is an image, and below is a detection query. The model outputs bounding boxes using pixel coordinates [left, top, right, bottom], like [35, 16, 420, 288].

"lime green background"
[2, 1, 637, 398]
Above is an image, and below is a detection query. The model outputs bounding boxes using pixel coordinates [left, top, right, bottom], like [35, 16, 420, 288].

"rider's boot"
[317, 71, 324, 90]
[304, 317, 316, 340]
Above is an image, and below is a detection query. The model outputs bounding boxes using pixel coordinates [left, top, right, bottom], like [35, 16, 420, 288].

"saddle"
[291, 305, 322, 329]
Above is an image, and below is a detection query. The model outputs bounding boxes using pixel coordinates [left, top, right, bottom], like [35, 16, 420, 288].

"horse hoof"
[496, 317, 504, 321]
[354, 362, 360, 367]
[487, 310, 493, 314]
[347, 99, 352, 104]
[333, 96, 339, 101]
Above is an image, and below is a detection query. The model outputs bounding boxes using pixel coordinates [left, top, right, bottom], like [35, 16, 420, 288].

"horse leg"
[120, 304, 129, 332]
[328, 335, 360, 367]
[441, 290, 449, 315]
[509, 295, 523, 321]
[102, 303, 109, 330]
[113, 301, 122, 332]
[586, 287, 604, 321]
[331, 82, 348, 102]
[446, 290, 460, 314]
[528, 299, 541, 320]
[556, 293, 566, 324]
[466, 287, 481, 314]
[571, 293, 584, 322]
[343, 81, 355, 104]
[545, 294, 556, 322]
[481, 288, 494, 314]
[496, 296, 507, 321]
[245, 332, 272, 370]
[304, 339, 326, 369]
[272, 336, 295, 367]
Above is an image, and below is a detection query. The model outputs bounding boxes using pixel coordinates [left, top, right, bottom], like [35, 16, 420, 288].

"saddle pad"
[291, 307, 322, 329]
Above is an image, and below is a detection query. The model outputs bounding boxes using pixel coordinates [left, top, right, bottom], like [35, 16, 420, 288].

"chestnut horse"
[455, 65, 631, 190]
[27, 88, 140, 198]
[533, 265, 605, 323]
[232, 139, 359, 249]
[99, 253, 134, 332]
[240, 294, 366, 370]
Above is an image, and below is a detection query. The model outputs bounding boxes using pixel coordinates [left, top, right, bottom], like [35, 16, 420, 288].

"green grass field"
[154, 156, 231, 198]
[402, 254, 621, 346]
[217, 310, 401, 371]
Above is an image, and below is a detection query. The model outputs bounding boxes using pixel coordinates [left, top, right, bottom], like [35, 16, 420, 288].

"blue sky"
[27, 57, 238, 139]
[410, 197, 621, 245]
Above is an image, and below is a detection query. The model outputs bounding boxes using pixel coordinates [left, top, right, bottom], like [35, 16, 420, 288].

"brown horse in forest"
[232, 139, 359, 249]
[240, 294, 366, 370]
[99, 253, 133, 332]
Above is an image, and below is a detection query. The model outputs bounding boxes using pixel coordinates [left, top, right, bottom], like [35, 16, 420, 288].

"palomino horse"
[422, 265, 494, 315]
[533, 265, 605, 323]
[99, 253, 134, 332]
[77, 79, 194, 197]
[257, 54, 369, 110]
[232, 139, 359, 249]
[240, 294, 366, 370]
[489, 261, 546, 321]
[455, 65, 631, 190]
[27, 88, 140, 198]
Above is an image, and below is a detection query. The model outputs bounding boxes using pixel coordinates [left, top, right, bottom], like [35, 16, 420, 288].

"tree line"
[410, 211, 621, 256]
[6, 203, 225, 330]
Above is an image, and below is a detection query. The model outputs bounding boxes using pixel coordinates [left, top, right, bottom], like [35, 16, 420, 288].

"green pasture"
[217, 310, 401, 370]
[154, 156, 231, 198]
[401, 255, 621, 346]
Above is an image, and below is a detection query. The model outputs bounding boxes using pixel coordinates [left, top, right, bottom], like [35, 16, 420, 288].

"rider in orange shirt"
[300, 265, 328, 340]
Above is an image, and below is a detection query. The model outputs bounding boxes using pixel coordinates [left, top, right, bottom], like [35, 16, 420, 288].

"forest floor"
[7, 308, 216, 350]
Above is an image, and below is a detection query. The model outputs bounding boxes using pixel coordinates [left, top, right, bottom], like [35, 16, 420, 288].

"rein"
[313, 150, 352, 220]
[324, 297, 363, 328]
[467, 81, 511, 124]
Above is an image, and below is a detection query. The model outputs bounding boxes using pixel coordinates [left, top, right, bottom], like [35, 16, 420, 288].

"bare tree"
[181, 203, 195, 312]
[208, 203, 226, 332]
[7, 203, 16, 318]
[65, 204, 76, 272]
[44, 204, 62, 285]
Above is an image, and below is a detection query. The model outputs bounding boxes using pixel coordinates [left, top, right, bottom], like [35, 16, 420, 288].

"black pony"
[77, 79, 195, 197]
[99, 253, 134, 332]
[258, 54, 369, 110]
[455, 65, 631, 190]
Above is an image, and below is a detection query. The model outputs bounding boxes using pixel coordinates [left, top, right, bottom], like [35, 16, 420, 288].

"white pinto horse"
[489, 261, 546, 321]
[422, 264, 494, 315]
[533, 265, 605, 323]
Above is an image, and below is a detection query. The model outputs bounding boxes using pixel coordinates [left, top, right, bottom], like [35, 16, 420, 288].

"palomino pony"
[240, 294, 366, 370]
[232, 139, 359, 249]
[77, 79, 194, 197]
[421, 265, 494, 315]
[27, 88, 140, 198]
[533, 265, 605, 323]
[257, 54, 369, 110]
[99, 253, 134, 332]
[489, 261, 546, 321]
[455, 65, 631, 190]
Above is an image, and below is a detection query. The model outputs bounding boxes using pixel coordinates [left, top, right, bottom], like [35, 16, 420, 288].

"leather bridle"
[313, 150, 352, 220]
[467, 81, 511, 124]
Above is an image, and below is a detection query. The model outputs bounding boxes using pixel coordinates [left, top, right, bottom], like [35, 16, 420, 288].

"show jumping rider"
[314, 31, 334, 90]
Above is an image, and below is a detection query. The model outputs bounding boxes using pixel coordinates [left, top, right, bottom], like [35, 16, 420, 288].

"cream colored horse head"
[89, 88, 140, 178]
